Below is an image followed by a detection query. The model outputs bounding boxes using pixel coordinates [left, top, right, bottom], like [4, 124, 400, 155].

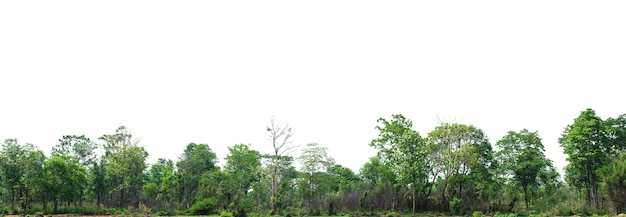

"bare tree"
[266, 116, 298, 214]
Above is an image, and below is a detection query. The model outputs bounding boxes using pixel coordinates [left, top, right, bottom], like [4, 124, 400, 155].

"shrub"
[472, 211, 485, 217]
[221, 210, 234, 217]
[189, 198, 218, 215]
[156, 209, 173, 216]
[449, 197, 461, 214]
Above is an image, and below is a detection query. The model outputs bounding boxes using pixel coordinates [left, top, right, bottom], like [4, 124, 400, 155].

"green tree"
[51, 135, 97, 167]
[559, 108, 608, 207]
[42, 156, 87, 213]
[176, 142, 217, 208]
[99, 126, 149, 208]
[599, 153, 626, 214]
[298, 143, 334, 214]
[224, 144, 262, 216]
[369, 114, 429, 214]
[495, 129, 549, 210]
[359, 156, 397, 211]
[0, 139, 46, 213]
[427, 123, 493, 211]
[144, 158, 175, 209]
[90, 158, 108, 207]
[605, 114, 626, 157]
[51, 135, 96, 206]
[328, 164, 361, 194]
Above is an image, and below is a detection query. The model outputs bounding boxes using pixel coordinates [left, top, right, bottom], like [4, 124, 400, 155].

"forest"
[0, 108, 625, 217]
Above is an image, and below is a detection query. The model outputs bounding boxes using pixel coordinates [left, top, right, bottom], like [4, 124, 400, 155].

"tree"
[605, 114, 626, 157]
[91, 158, 108, 207]
[224, 144, 262, 217]
[427, 123, 493, 211]
[495, 129, 549, 210]
[176, 143, 218, 208]
[266, 116, 298, 214]
[144, 158, 175, 209]
[328, 164, 361, 194]
[600, 153, 626, 214]
[559, 108, 608, 207]
[358, 156, 397, 211]
[51, 135, 96, 206]
[99, 126, 149, 208]
[369, 114, 429, 214]
[298, 143, 334, 214]
[0, 139, 46, 213]
[42, 156, 87, 213]
[51, 135, 97, 167]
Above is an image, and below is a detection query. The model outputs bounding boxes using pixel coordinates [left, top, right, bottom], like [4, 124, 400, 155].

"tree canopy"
[0, 109, 625, 216]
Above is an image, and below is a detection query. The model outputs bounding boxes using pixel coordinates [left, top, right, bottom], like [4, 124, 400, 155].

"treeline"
[0, 109, 625, 216]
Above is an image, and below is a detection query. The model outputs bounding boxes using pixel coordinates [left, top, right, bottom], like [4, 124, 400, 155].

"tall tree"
[51, 135, 97, 167]
[51, 135, 96, 206]
[328, 164, 361, 194]
[359, 156, 397, 211]
[298, 143, 334, 214]
[495, 129, 549, 210]
[99, 126, 149, 208]
[559, 108, 608, 207]
[266, 116, 298, 214]
[143, 158, 175, 209]
[0, 139, 46, 212]
[369, 114, 429, 214]
[224, 144, 262, 216]
[599, 153, 626, 214]
[427, 123, 492, 211]
[42, 156, 87, 213]
[176, 143, 217, 208]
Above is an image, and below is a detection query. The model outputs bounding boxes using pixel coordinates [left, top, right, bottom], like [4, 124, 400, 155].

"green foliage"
[189, 198, 218, 215]
[224, 143, 262, 212]
[176, 142, 218, 207]
[221, 210, 235, 217]
[600, 153, 626, 214]
[369, 114, 430, 215]
[43, 155, 88, 213]
[2, 112, 626, 216]
[472, 211, 485, 217]
[427, 122, 494, 212]
[155, 209, 174, 216]
[52, 135, 97, 167]
[559, 109, 608, 206]
[449, 196, 461, 214]
[298, 143, 335, 213]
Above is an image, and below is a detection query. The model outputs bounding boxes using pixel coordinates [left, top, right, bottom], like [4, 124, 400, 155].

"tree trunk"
[412, 191, 416, 216]
[523, 185, 529, 210]
[11, 190, 15, 214]
[42, 192, 47, 213]
[120, 188, 125, 208]
[54, 199, 58, 214]
[442, 177, 449, 210]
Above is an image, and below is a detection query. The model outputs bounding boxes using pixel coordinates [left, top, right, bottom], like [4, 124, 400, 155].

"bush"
[449, 197, 461, 214]
[0, 206, 8, 215]
[221, 210, 234, 217]
[105, 207, 124, 215]
[189, 198, 218, 215]
[156, 209, 173, 216]
[472, 211, 485, 217]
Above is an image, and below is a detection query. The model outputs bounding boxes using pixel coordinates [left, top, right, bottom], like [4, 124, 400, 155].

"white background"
[1, 0, 625, 175]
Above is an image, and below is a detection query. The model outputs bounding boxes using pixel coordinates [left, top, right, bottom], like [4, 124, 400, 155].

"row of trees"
[0, 109, 625, 216]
